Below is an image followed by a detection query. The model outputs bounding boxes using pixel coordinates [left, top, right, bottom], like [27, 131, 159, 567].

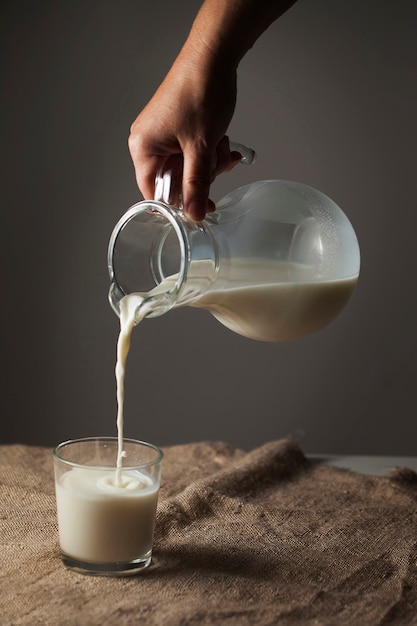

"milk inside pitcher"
[108, 154, 360, 342]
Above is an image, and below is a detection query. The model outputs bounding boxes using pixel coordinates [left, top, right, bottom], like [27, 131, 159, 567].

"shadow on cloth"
[147, 543, 274, 580]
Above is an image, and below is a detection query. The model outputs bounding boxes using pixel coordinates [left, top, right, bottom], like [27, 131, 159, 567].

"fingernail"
[186, 201, 205, 222]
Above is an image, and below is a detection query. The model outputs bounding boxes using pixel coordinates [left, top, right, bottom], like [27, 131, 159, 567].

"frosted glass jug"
[108, 148, 360, 342]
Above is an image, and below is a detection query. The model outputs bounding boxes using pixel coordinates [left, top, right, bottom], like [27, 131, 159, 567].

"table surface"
[2, 441, 417, 626]
[309, 454, 417, 475]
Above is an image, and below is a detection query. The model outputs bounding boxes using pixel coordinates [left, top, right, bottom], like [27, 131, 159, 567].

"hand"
[128, 45, 241, 221]
[128, 0, 296, 220]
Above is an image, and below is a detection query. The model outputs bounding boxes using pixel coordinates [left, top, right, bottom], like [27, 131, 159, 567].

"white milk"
[192, 275, 357, 342]
[56, 467, 158, 563]
[128, 259, 357, 342]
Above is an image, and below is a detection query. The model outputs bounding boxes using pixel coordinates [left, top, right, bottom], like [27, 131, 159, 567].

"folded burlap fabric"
[1, 440, 417, 625]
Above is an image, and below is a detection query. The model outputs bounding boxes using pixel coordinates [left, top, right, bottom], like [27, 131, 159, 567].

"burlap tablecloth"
[1, 439, 417, 625]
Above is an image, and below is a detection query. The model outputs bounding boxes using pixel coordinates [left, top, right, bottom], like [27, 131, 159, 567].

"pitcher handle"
[154, 141, 256, 206]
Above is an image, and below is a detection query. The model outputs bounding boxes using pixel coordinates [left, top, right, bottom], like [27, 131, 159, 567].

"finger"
[128, 125, 185, 202]
[212, 135, 230, 175]
[222, 151, 242, 173]
[155, 154, 183, 206]
[213, 136, 242, 176]
[135, 158, 165, 201]
[207, 198, 216, 213]
[128, 129, 165, 200]
[181, 147, 215, 221]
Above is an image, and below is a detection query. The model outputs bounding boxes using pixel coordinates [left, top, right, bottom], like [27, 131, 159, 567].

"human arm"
[128, 0, 297, 221]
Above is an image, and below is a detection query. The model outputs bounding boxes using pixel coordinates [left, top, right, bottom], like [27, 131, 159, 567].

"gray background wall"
[2, 0, 416, 455]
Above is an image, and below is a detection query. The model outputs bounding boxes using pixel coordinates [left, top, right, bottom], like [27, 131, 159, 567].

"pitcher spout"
[109, 279, 180, 323]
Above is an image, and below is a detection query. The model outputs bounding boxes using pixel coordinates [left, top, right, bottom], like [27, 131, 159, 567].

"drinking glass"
[53, 437, 163, 576]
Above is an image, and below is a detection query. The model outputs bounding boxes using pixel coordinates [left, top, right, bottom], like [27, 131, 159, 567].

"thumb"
[181, 147, 215, 221]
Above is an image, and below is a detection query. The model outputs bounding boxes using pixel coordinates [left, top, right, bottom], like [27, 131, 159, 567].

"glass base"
[61, 551, 152, 577]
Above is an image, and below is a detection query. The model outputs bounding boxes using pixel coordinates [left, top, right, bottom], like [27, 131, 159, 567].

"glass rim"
[53, 437, 163, 470]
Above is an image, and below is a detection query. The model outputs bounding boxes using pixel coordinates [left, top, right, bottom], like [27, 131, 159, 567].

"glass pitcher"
[108, 144, 360, 341]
